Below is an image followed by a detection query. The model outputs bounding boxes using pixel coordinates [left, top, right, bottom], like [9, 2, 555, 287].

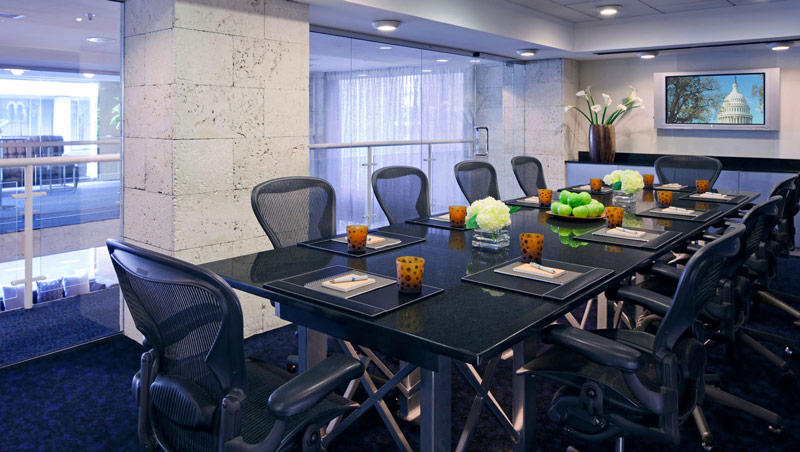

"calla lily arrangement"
[565, 86, 644, 125]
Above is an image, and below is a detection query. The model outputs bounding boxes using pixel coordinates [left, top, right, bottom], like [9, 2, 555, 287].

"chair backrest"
[654, 156, 723, 188]
[655, 223, 744, 353]
[251, 177, 336, 249]
[454, 160, 500, 203]
[769, 174, 800, 240]
[107, 239, 246, 449]
[740, 196, 781, 262]
[372, 166, 430, 225]
[511, 156, 547, 196]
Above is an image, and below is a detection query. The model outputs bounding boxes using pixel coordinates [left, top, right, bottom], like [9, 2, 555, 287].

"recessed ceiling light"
[372, 20, 401, 32]
[6, 68, 26, 76]
[421, 69, 432, 73]
[378, 46, 392, 50]
[638, 51, 659, 59]
[86, 37, 115, 43]
[75, 17, 83, 22]
[357, 74, 367, 77]
[435, 59, 448, 63]
[0, 13, 24, 20]
[768, 42, 793, 51]
[470, 59, 481, 63]
[597, 5, 621, 16]
[82, 73, 95, 79]
[516, 49, 538, 57]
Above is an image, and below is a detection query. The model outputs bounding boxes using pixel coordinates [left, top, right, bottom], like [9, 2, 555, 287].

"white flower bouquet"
[465, 197, 519, 232]
[564, 85, 644, 125]
[603, 170, 644, 194]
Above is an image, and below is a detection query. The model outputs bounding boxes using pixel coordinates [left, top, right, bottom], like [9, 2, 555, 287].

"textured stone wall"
[123, 0, 309, 339]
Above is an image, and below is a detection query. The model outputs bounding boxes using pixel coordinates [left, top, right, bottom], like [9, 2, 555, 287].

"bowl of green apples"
[546, 190, 606, 221]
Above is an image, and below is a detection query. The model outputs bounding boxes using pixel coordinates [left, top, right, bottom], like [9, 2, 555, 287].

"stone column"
[123, 0, 309, 340]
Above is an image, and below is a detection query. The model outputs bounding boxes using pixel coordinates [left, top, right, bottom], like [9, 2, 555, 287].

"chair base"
[704, 384, 782, 428]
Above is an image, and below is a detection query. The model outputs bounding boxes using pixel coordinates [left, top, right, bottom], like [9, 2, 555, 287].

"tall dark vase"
[588, 124, 616, 162]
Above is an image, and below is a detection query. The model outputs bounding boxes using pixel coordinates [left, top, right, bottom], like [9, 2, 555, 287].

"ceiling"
[0, 0, 121, 74]
[506, 0, 793, 23]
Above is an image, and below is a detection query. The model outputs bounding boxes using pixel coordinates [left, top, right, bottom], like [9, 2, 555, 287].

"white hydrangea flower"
[603, 169, 624, 185]
[620, 170, 644, 194]
[467, 197, 511, 232]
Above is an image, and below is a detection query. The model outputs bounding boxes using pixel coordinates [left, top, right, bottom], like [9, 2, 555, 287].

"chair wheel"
[701, 441, 714, 451]
[286, 362, 298, 373]
[769, 424, 783, 435]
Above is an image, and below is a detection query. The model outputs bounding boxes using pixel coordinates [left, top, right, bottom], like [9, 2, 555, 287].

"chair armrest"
[650, 263, 682, 280]
[542, 324, 645, 372]
[268, 354, 364, 420]
[615, 285, 672, 317]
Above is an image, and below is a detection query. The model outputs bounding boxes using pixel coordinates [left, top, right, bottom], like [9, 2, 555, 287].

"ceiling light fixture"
[7, 68, 26, 76]
[470, 59, 481, 63]
[638, 51, 659, 59]
[82, 73, 95, 79]
[378, 46, 392, 50]
[597, 5, 621, 16]
[86, 37, 115, 43]
[372, 20, 401, 32]
[0, 13, 24, 20]
[357, 74, 367, 77]
[75, 17, 83, 22]
[768, 42, 793, 51]
[516, 49, 538, 57]
[435, 59, 448, 63]
[421, 69, 432, 73]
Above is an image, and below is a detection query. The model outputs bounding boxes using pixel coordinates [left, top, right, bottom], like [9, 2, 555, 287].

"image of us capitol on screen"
[665, 73, 766, 125]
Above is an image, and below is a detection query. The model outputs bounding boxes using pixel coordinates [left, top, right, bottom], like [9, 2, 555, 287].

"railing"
[310, 138, 475, 228]
[0, 140, 121, 310]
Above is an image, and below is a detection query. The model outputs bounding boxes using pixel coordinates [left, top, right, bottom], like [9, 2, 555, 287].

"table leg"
[420, 355, 452, 452]
[398, 364, 421, 421]
[297, 326, 327, 373]
[513, 335, 538, 452]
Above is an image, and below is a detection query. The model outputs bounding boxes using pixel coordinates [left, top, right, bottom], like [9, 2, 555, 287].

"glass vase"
[612, 190, 636, 211]
[472, 226, 510, 251]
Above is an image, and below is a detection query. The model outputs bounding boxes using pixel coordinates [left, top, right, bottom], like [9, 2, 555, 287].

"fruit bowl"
[546, 211, 606, 222]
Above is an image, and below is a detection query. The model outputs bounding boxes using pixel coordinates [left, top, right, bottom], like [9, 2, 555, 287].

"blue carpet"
[0, 180, 120, 233]
[1, 259, 799, 451]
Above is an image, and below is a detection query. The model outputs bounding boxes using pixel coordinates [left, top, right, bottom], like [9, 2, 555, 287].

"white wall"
[575, 49, 800, 160]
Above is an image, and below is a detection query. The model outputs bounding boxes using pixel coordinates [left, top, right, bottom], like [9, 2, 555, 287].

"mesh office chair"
[511, 156, 547, 196]
[107, 239, 363, 452]
[251, 177, 336, 249]
[372, 166, 430, 224]
[454, 160, 500, 203]
[654, 156, 723, 188]
[519, 224, 744, 452]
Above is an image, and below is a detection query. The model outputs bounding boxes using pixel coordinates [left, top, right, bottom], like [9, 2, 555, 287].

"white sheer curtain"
[311, 65, 474, 230]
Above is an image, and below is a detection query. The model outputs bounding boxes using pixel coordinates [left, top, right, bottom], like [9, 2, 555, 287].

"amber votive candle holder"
[538, 189, 553, 206]
[643, 174, 655, 188]
[449, 205, 467, 228]
[346, 225, 368, 253]
[396, 256, 425, 294]
[520, 233, 544, 264]
[696, 179, 710, 194]
[656, 190, 672, 208]
[590, 178, 603, 192]
[604, 207, 624, 228]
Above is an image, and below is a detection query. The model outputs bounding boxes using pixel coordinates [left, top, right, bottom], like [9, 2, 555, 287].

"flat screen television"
[654, 68, 780, 130]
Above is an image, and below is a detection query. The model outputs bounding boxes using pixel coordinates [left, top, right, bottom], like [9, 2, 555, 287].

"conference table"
[203, 188, 758, 452]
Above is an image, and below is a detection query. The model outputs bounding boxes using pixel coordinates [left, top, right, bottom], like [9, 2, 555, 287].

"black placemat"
[505, 196, 551, 209]
[560, 184, 614, 195]
[574, 226, 683, 250]
[678, 192, 749, 204]
[406, 212, 467, 231]
[298, 231, 425, 257]
[461, 258, 613, 302]
[266, 265, 443, 318]
[636, 206, 722, 223]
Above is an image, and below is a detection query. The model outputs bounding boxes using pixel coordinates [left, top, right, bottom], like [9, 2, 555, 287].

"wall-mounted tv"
[654, 68, 780, 130]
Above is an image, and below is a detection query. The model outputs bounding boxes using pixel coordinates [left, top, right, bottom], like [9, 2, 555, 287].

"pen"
[332, 275, 369, 283]
[616, 227, 638, 234]
[530, 262, 556, 274]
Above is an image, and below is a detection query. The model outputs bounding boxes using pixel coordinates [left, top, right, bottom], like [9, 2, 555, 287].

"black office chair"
[454, 160, 500, 203]
[518, 224, 744, 451]
[372, 166, 430, 224]
[654, 156, 723, 189]
[107, 239, 363, 452]
[511, 156, 547, 196]
[251, 177, 336, 249]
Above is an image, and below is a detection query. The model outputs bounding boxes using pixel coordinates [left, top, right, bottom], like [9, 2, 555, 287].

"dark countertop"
[203, 190, 756, 368]
[568, 151, 800, 173]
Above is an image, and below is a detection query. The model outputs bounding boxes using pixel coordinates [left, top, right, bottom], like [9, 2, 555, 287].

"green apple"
[550, 201, 563, 212]
[568, 193, 583, 208]
[578, 192, 592, 205]
[559, 190, 570, 204]
[558, 228, 572, 237]
[573, 205, 589, 218]
[588, 203, 603, 217]
[558, 204, 572, 216]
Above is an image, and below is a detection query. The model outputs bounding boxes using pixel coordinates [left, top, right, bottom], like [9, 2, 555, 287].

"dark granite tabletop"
[203, 190, 758, 368]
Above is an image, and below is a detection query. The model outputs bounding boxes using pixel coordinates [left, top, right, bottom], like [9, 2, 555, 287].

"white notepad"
[512, 263, 565, 279]
[320, 274, 376, 292]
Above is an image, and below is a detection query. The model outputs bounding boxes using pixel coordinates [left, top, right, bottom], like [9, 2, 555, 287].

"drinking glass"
[396, 256, 425, 294]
